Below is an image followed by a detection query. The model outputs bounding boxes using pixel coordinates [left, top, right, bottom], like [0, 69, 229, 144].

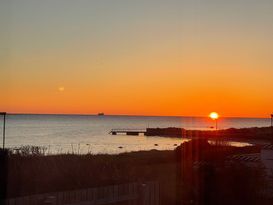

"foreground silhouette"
[1, 138, 272, 205]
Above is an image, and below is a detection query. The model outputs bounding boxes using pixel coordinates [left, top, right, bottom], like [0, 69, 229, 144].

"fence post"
[0, 149, 8, 205]
[139, 183, 149, 205]
[44, 195, 56, 205]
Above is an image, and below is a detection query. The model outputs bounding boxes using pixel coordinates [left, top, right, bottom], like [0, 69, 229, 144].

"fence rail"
[5, 181, 159, 205]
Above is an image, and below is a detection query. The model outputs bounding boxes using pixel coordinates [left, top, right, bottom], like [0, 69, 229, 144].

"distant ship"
[98, 113, 105, 116]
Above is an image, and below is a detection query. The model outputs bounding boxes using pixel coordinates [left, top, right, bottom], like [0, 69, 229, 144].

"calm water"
[0, 114, 270, 154]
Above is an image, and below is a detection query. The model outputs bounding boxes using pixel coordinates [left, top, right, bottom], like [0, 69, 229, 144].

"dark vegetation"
[2, 147, 177, 203]
[146, 126, 273, 142]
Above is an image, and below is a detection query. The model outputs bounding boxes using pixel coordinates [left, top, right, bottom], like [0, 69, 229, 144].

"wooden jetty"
[109, 129, 146, 136]
[109, 127, 185, 137]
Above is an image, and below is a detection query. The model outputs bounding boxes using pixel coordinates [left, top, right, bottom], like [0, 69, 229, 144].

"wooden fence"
[5, 181, 159, 205]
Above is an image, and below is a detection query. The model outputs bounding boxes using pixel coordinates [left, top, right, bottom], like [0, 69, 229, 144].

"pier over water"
[109, 129, 146, 136]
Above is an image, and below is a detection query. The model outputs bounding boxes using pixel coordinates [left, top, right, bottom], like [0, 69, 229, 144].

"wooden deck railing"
[5, 181, 159, 205]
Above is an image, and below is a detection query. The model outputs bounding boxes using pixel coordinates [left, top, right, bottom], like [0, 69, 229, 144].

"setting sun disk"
[209, 112, 219, 120]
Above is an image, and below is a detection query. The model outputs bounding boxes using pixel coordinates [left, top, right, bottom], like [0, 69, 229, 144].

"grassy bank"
[3, 148, 178, 203]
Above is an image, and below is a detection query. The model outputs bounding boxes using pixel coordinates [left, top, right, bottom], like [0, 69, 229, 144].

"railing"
[5, 181, 159, 205]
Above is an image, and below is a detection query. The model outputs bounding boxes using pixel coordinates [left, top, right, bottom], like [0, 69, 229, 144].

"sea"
[0, 114, 271, 154]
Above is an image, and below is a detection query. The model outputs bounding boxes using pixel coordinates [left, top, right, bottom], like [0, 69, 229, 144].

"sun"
[209, 112, 219, 120]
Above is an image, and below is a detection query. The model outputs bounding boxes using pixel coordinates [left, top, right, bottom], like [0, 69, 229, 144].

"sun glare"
[209, 112, 219, 120]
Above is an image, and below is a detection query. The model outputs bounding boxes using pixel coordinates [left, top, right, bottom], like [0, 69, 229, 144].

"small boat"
[98, 113, 104, 116]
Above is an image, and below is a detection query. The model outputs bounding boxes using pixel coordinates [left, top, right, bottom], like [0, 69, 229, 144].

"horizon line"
[1, 112, 271, 119]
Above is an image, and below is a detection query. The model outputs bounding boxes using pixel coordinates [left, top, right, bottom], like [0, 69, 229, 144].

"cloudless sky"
[1, 0, 273, 117]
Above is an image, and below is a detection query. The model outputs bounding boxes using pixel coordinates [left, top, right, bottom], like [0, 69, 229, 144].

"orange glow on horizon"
[1, 1, 273, 118]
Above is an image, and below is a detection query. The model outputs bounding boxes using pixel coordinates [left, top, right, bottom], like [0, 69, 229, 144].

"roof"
[262, 144, 273, 150]
[228, 153, 261, 162]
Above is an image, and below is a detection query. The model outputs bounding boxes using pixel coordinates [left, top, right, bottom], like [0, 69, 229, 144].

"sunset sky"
[1, 0, 273, 117]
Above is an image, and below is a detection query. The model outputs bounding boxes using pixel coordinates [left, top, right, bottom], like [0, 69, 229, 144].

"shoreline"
[145, 126, 273, 142]
[3, 126, 272, 155]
